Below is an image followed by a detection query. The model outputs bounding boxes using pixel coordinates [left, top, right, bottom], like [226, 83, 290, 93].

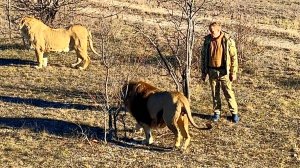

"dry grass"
[0, 0, 300, 167]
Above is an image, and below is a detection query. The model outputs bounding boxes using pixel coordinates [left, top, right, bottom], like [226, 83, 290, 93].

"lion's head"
[121, 81, 158, 109]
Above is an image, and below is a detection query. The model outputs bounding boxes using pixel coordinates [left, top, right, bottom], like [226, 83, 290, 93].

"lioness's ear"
[19, 18, 25, 28]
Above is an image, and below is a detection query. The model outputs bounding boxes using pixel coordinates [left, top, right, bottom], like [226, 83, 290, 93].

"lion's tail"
[88, 30, 101, 56]
[180, 95, 212, 130]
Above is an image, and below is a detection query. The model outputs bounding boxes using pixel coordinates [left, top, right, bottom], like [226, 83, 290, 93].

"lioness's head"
[19, 16, 32, 30]
[19, 16, 44, 33]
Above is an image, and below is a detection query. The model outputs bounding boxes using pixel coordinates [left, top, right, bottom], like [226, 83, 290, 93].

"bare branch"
[134, 25, 181, 90]
[192, 0, 207, 18]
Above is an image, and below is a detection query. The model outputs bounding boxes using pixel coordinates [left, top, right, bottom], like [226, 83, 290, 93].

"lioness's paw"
[71, 63, 78, 68]
[34, 65, 43, 69]
[180, 147, 189, 153]
[181, 146, 188, 151]
[172, 146, 181, 152]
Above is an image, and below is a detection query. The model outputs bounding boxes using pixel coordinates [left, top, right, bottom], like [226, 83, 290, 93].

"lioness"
[19, 16, 100, 70]
[122, 81, 211, 150]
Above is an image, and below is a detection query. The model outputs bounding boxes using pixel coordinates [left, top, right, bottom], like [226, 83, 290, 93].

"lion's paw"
[142, 138, 153, 145]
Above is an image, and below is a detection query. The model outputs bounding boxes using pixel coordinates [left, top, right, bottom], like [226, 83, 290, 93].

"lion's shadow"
[0, 117, 174, 152]
[111, 113, 213, 151]
[0, 95, 97, 111]
[0, 117, 104, 139]
[112, 137, 174, 152]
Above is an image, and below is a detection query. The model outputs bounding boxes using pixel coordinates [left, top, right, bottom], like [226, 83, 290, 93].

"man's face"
[209, 25, 221, 38]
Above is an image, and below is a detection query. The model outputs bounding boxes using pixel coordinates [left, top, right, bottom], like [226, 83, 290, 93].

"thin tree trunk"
[7, 0, 12, 42]
[101, 38, 111, 143]
[183, 0, 195, 101]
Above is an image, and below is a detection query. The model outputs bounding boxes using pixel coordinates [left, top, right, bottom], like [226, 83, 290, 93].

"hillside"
[0, 0, 299, 167]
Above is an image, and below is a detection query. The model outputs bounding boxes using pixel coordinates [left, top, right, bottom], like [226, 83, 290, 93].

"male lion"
[19, 16, 99, 70]
[122, 81, 211, 150]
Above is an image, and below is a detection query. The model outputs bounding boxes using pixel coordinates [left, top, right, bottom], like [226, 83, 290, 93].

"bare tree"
[96, 18, 138, 141]
[134, 0, 209, 100]
[100, 20, 119, 141]
[9, 0, 83, 24]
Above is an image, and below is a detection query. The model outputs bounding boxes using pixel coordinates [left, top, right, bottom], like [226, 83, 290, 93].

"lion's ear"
[121, 84, 130, 99]
[24, 25, 31, 30]
[134, 83, 143, 95]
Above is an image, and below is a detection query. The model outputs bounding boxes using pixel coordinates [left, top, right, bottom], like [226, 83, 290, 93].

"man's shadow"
[192, 111, 212, 120]
[193, 111, 237, 122]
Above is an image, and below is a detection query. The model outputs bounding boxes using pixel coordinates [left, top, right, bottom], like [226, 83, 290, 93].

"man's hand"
[201, 73, 207, 82]
[229, 74, 237, 81]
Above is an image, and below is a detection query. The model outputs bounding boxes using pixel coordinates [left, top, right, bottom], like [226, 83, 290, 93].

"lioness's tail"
[88, 31, 101, 56]
[179, 94, 212, 130]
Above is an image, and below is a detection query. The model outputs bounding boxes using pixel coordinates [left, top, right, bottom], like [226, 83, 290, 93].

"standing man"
[200, 22, 239, 123]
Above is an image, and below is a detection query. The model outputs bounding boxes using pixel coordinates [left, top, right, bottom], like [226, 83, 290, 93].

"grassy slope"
[0, 0, 299, 167]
